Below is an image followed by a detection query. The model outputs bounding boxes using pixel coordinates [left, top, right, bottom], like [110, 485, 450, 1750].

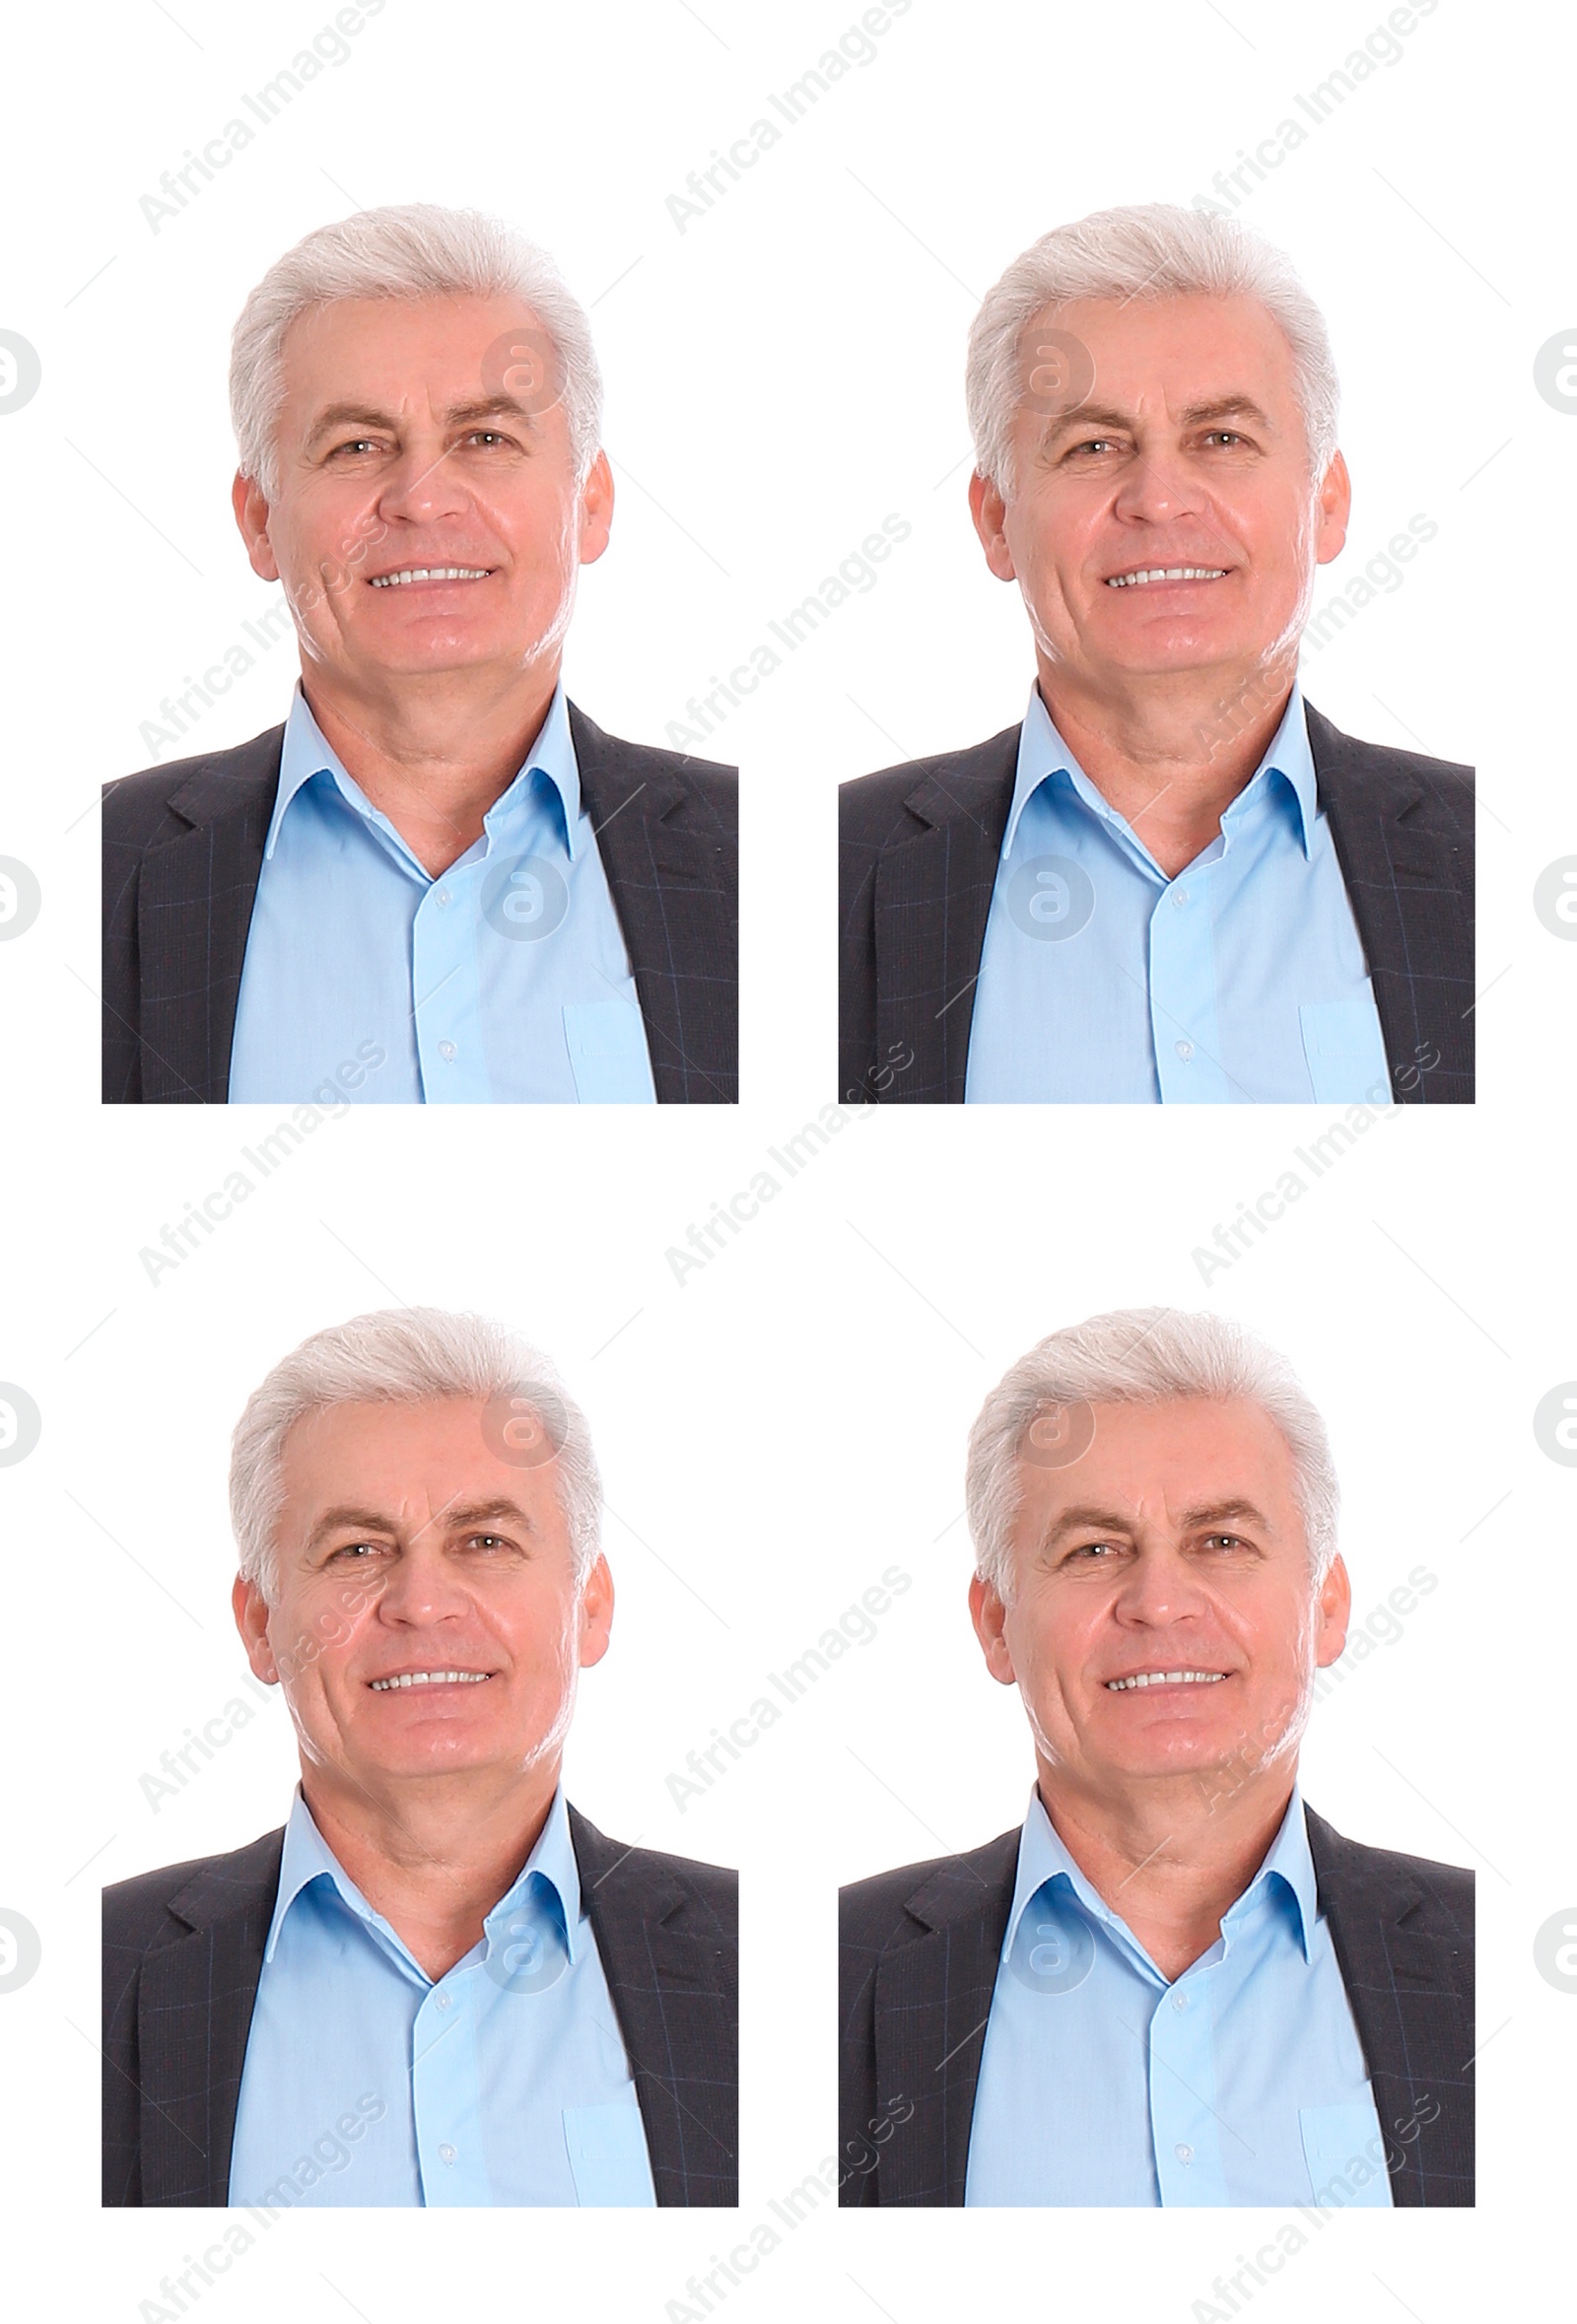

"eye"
[1068, 1539, 1120, 1560]
[1065, 437, 1116, 458]
[329, 439, 380, 458]
[467, 1533, 512, 1551]
[465, 430, 516, 449]
[1203, 1533, 1248, 1550]
[1202, 430, 1248, 448]
[328, 1539, 382, 1561]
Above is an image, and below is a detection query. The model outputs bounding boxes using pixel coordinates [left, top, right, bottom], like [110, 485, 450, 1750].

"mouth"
[368, 1670, 495, 1691]
[367, 566, 496, 589]
[1104, 1669, 1228, 1691]
[1104, 566, 1228, 589]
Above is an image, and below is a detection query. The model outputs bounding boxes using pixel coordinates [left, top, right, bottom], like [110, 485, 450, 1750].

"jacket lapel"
[873, 738, 1018, 1105]
[570, 1806, 737, 2207]
[135, 736, 281, 1103]
[872, 1834, 1017, 2205]
[1305, 705, 1474, 1104]
[570, 704, 737, 1104]
[135, 1830, 284, 2206]
[1306, 1808, 1474, 2207]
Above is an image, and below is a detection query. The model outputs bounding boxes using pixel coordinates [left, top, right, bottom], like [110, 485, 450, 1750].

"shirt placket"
[1147, 1959, 1230, 2204]
[410, 1965, 489, 2205]
[411, 862, 489, 1102]
[1148, 860, 1231, 1104]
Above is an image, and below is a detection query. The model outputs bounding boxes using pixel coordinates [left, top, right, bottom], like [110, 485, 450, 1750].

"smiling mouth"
[1105, 1670, 1227, 1691]
[369, 1670, 494, 1691]
[368, 567, 495, 588]
[1105, 567, 1228, 588]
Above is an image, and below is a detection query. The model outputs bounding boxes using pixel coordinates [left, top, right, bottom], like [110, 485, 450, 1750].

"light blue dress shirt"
[227, 1787, 656, 2208]
[964, 684, 1390, 1104]
[227, 684, 655, 1105]
[964, 1786, 1393, 2207]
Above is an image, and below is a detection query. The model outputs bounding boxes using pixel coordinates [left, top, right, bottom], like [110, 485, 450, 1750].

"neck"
[299, 658, 564, 878]
[1035, 653, 1297, 881]
[299, 1760, 562, 1981]
[1034, 1759, 1296, 1983]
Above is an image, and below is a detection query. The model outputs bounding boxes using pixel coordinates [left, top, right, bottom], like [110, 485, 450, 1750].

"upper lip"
[365, 1665, 497, 1683]
[365, 561, 499, 582]
[1103, 560, 1231, 582]
[1102, 1664, 1232, 1683]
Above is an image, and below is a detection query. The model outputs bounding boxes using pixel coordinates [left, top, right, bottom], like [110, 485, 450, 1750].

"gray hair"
[230, 202, 603, 498]
[965, 203, 1339, 499]
[966, 1306, 1338, 1601]
[230, 1307, 601, 1601]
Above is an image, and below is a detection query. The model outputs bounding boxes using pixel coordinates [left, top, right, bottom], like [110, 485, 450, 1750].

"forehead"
[276, 292, 555, 418]
[1011, 1395, 1299, 1529]
[1014, 291, 1298, 424]
[277, 1396, 565, 1524]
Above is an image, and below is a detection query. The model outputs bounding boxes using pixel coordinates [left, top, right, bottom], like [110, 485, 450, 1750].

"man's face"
[970, 1397, 1348, 1806]
[233, 293, 612, 699]
[233, 1397, 612, 1804]
[970, 293, 1349, 699]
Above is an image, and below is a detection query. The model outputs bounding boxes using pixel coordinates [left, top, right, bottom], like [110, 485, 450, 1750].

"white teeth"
[370, 567, 491, 587]
[1105, 1670, 1226, 1690]
[1106, 567, 1227, 586]
[370, 1670, 491, 1690]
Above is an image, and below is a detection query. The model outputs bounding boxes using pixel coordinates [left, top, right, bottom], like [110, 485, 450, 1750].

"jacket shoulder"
[841, 1832, 1017, 1949]
[103, 1829, 285, 1950]
[1305, 706, 1474, 802]
[102, 728, 286, 838]
[1307, 1810, 1474, 1926]
[840, 726, 1021, 845]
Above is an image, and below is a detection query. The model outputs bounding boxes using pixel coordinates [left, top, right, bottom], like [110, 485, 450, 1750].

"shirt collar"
[1004, 1781, 1318, 1970]
[265, 1782, 583, 1972]
[1002, 678, 1319, 866]
[264, 681, 583, 866]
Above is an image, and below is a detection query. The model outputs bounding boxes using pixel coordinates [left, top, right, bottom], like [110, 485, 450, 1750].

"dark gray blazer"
[103, 704, 737, 1105]
[839, 1806, 1474, 2208]
[103, 1808, 737, 2208]
[839, 704, 1474, 1104]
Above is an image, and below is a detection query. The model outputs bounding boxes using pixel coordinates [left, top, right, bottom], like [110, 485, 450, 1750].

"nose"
[1111, 1543, 1209, 1628]
[374, 1539, 472, 1627]
[1110, 438, 1207, 528]
[373, 438, 472, 527]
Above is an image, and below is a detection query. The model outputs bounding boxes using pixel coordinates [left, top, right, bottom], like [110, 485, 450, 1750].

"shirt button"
[1175, 2143, 1194, 2165]
[1172, 1991, 1187, 2011]
[1175, 1039, 1194, 1061]
[438, 1039, 457, 1062]
[435, 1993, 450, 2011]
[1172, 887, 1190, 908]
[435, 888, 452, 908]
[438, 2143, 457, 2165]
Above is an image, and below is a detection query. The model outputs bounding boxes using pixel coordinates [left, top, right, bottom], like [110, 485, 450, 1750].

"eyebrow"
[1037, 395, 1275, 450]
[1039, 1496, 1272, 1550]
[303, 396, 540, 452]
[305, 1495, 536, 1555]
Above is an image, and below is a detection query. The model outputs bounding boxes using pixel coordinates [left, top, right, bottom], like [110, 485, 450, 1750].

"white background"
[1, 0, 1574, 2317]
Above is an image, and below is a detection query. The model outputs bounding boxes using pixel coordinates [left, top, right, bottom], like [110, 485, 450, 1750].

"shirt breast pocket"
[1299, 2100, 1394, 2207]
[562, 2101, 655, 2206]
[1298, 996, 1390, 1106]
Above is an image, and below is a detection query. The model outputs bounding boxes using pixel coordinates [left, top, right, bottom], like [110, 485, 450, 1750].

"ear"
[577, 450, 614, 567]
[577, 1552, 615, 1669]
[968, 469, 1018, 582]
[233, 1572, 281, 1685]
[968, 1571, 1019, 1686]
[1312, 449, 1350, 569]
[1313, 1551, 1351, 1669]
[233, 470, 281, 583]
